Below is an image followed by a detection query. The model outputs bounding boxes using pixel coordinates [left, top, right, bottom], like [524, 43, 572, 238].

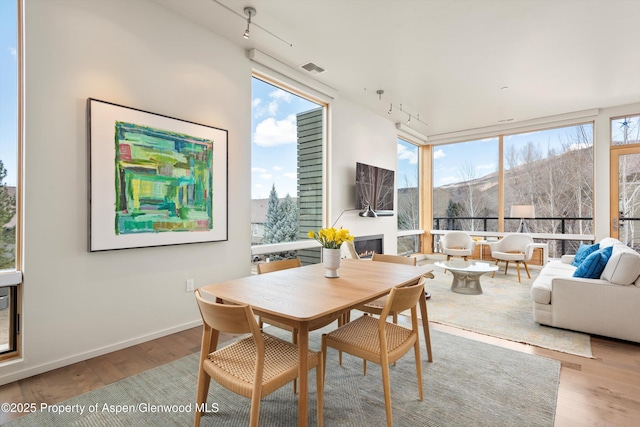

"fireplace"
[353, 234, 384, 259]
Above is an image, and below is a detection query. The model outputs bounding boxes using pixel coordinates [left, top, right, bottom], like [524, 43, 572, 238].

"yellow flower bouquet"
[308, 227, 354, 249]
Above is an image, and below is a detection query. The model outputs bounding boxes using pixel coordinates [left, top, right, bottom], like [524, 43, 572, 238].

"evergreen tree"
[263, 185, 299, 248]
[263, 184, 281, 244]
[0, 160, 16, 269]
[446, 199, 464, 230]
[277, 194, 298, 242]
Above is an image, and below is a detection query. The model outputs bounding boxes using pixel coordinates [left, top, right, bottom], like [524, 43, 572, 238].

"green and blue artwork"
[114, 122, 213, 234]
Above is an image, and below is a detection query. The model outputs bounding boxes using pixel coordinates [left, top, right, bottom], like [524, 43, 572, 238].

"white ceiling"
[152, 0, 640, 138]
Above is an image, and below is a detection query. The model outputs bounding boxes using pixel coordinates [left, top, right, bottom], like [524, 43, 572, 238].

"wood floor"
[0, 321, 639, 426]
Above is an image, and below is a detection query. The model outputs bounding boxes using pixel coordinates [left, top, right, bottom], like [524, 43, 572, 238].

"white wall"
[329, 98, 400, 255]
[0, 0, 252, 384]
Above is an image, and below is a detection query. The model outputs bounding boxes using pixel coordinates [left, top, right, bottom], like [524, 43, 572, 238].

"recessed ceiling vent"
[300, 62, 326, 75]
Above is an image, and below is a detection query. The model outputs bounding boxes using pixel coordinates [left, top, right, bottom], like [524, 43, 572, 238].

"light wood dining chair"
[357, 253, 417, 323]
[194, 289, 324, 427]
[256, 258, 302, 274]
[256, 257, 344, 335]
[321, 279, 426, 427]
[256, 256, 343, 393]
[256, 258, 302, 332]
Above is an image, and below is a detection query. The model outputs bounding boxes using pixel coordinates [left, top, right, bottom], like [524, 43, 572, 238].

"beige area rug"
[420, 264, 593, 358]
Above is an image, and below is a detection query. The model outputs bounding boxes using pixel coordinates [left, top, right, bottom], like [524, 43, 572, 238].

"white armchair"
[440, 231, 475, 261]
[489, 234, 534, 283]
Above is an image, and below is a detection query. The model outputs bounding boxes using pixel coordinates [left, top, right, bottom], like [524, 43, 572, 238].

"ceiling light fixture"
[212, 1, 293, 46]
[371, 91, 428, 127]
[243, 7, 256, 39]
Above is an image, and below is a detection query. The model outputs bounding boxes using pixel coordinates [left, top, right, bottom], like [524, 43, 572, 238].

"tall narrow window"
[397, 138, 420, 254]
[251, 76, 325, 266]
[610, 114, 640, 249]
[0, 0, 20, 357]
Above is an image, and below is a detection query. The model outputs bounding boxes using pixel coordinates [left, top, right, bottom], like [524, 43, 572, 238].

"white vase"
[323, 248, 342, 278]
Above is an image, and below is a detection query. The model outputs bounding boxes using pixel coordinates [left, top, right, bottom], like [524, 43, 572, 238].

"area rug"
[421, 265, 592, 358]
[5, 327, 559, 427]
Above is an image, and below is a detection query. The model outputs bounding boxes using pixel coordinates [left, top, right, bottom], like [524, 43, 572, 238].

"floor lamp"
[511, 205, 535, 233]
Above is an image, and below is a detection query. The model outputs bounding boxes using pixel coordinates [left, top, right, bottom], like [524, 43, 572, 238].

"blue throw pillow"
[573, 245, 613, 279]
[572, 243, 600, 267]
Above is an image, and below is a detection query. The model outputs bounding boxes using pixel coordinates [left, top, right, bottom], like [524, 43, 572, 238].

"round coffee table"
[434, 261, 499, 295]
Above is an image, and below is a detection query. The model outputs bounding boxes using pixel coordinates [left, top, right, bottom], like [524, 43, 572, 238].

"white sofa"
[531, 237, 640, 343]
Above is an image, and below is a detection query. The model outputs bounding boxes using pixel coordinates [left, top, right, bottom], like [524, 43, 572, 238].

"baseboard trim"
[0, 319, 203, 386]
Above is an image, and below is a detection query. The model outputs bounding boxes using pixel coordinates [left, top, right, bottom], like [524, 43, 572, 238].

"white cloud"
[273, 166, 283, 171]
[8, 47, 16, 56]
[252, 167, 268, 173]
[253, 115, 296, 147]
[433, 149, 446, 159]
[267, 100, 279, 116]
[397, 144, 418, 164]
[284, 172, 297, 179]
[260, 173, 272, 180]
[270, 90, 293, 103]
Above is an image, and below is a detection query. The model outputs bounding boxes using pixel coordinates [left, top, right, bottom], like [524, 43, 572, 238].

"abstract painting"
[88, 99, 228, 251]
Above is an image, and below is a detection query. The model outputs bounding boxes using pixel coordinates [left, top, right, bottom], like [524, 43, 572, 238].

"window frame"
[426, 120, 595, 256]
[396, 136, 423, 255]
[0, 0, 23, 362]
[249, 71, 329, 262]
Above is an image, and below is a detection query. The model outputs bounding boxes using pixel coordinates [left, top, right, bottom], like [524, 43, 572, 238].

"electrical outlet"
[186, 279, 195, 292]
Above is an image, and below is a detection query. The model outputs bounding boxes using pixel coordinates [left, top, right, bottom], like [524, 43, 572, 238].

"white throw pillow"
[599, 237, 622, 248]
[600, 244, 640, 285]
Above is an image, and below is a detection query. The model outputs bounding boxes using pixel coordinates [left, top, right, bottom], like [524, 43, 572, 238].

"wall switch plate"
[186, 279, 195, 292]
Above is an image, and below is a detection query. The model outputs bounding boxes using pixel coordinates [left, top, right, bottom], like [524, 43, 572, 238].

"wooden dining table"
[200, 258, 434, 427]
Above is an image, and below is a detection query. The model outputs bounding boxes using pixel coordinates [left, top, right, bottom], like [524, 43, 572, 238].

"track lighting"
[369, 90, 428, 127]
[243, 7, 256, 39]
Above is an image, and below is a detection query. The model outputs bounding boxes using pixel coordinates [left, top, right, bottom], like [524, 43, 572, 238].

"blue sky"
[0, 0, 17, 187]
[252, 77, 423, 199]
[432, 125, 594, 187]
[251, 77, 319, 199]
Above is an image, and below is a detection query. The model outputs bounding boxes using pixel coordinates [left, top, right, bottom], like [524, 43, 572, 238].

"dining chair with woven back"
[356, 253, 417, 323]
[193, 289, 324, 427]
[256, 257, 344, 393]
[321, 278, 426, 427]
[256, 258, 302, 274]
[256, 258, 344, 335]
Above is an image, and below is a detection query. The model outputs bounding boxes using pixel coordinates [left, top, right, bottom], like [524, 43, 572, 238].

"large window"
[432, 138, 499, 232]
[0, 0, 20, 358]
[250, 76, 325, 266]
[397, 138, 420, 254]
[431, 123, 594, 257]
